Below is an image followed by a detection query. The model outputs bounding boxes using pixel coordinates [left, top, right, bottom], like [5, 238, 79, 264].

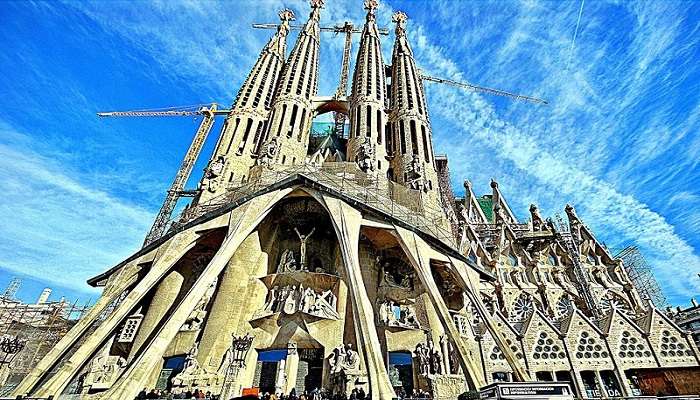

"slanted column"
[394, 226, 484, 389]
[128, 269, 186, 360]
[10, 260, 142, 397]
[102, 189, 292, 400]
[448, 255, 532, 382]
[32, 230, 202, 398]
[321, 194, 396, 400]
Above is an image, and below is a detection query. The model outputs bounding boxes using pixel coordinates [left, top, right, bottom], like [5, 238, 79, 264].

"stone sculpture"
[262, 284, 339, 319]
[356, 137, 375, 172]
[328, 343, 360, 374]
[378, 300, 420, 329]
[294, 227, 316, 269]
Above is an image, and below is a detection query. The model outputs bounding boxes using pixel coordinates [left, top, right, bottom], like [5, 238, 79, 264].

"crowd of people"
[134, 386, 436, 400]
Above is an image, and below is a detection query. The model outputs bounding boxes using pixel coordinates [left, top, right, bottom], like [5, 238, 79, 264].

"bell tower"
[347, 0, 388, 174]
[198, 9, 293, 201]
[258, 0, 324, 167]
[388, 11, 440, 204]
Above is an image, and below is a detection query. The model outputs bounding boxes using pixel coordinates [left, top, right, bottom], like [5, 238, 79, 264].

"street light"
[220, 333, 254, 400]
[0, 334, 27, 386]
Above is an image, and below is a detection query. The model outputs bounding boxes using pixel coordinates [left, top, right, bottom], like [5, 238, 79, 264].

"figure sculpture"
[294, 227, 316, 269]
[356, 137, 375, 172]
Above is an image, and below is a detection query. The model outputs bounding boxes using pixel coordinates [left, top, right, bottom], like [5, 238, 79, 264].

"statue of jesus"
[294, 227, 315, 269]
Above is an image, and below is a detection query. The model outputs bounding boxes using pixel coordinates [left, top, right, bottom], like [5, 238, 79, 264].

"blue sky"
[0, 0, 699, 306]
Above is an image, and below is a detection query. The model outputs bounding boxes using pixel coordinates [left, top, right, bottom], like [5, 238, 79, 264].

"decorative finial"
[310, 0, 325, 8]
[364, 0, 379, 12]
[463, 180, 472, 191]
[279, 9, 295, 22]
[490, 179, 498, 189]
[392, 11, 408, 32]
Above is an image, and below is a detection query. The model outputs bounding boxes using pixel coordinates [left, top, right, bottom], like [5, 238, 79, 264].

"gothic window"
[297, 46, 309, 95]
[385, 123, 391, 153]
[377, 110, 382, 144]
[225, 117, 241, 154]
[467, 251, 477, 264]
[276, 105, 287, 137]
[237, 119, 254, 155]
[288, 105, 298, 138]
[298, 109, 306, 141]
[599, 292, 632, 316]
[575, 331, 608, 359]
[354, 109, 361, 138]
[366, 105, 372, 137]
[547, 255, 558, 266]
[488, 338, 523, 361]
[404, 58, 414, 110]
[555, 296, 572, 318]
[618, 331, 651, 359]
[421, 125, 430, 162]
[659, 330, 693, 359]
[399, 121, 407, 154]
[253, 56, 273, 108]
[410, 120, 418, 155]
[510, 294, 534, 321]
[533, 332, 566, 360]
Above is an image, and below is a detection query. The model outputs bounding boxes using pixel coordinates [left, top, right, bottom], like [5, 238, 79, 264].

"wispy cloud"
[0, 121, 151, 294]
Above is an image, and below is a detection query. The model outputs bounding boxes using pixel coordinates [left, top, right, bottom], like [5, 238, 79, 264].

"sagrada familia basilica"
[12, 1, 699, 399]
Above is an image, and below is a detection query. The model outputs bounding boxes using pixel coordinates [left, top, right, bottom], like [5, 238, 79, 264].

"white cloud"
[0, 121, 152, 294]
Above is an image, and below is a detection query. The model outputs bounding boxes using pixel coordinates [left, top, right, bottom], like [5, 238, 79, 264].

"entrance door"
[389, 351, 414, 397]
[296, 348, 323, 394]
[254, 349, 288, 395]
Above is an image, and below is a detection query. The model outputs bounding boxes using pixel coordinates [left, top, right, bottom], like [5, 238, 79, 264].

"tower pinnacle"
[197, 9, 293, 200]
[259, 0, 323, 166]
[348, 0, 388, 173]
[392, 11, 408, 34]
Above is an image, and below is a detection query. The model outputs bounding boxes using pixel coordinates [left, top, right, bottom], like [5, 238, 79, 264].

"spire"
[258, 0, 324, 167]
[197, 9, 294, 200]
[347, 0, 388, 173]
[388, 11, 439, 203]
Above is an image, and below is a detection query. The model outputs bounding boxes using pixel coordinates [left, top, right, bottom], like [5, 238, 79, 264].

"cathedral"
[12, 1, 700, 399]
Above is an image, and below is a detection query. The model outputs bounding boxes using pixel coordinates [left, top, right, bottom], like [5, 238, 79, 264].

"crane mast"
[97, 103, 228, 247]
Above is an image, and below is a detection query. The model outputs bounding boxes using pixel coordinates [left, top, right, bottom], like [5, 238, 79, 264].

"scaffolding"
[614, 245, 667, 308]
[0, 293, 91, 393]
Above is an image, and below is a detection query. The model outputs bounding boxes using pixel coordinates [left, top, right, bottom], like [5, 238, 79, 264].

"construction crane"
[421, 75, 548, 105]
[253, 22, 390, 138]
[97, 103, 230, 247]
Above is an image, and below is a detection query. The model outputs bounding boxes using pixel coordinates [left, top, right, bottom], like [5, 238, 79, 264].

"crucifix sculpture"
[294, 227, 316, 269]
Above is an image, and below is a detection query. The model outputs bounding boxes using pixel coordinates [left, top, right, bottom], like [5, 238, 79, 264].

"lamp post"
[0, 334, 27, 386]
[220, 333, 254, 400]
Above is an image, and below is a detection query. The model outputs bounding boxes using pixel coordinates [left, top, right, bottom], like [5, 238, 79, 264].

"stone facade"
[11, 1, 699, 399]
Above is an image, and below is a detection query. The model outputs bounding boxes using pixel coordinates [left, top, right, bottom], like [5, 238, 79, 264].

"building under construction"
[0, 280, 90, 394]
[9, 1, 700, 399]
[614, 246, 667, 309]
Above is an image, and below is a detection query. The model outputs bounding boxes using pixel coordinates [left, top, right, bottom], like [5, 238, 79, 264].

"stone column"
[32, 229, 202, 398]
[101, 189, 291, 400]
[394, 226, 484, 389]
[448, 255, 532, 383]
[128, 269, 185, 360]
[440, 336, 450, 374]
[197, 232, 265, 370]
[321, 194, 397, 400]
[284, 346, 299, 395]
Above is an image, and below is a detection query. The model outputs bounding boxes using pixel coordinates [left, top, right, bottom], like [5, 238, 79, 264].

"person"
[137, 388, 148, 400]
[356, 388, 365, 400]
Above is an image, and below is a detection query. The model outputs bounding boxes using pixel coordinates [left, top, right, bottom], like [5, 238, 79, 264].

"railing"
[170, 162, 458, 249]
